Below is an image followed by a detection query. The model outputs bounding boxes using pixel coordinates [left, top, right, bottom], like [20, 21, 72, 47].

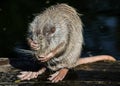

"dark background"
[0, 0, 120, 59]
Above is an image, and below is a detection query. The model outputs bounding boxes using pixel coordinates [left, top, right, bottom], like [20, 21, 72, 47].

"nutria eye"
[50, 27, 56, 33]
[36, 29, 41, 36]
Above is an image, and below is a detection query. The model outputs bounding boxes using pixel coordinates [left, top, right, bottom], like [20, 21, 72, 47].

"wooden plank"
[74, 61, 120, 72]
[0, 58, 120, 86]
[0, 58, 9, 65]
[0, 81, 120, 86]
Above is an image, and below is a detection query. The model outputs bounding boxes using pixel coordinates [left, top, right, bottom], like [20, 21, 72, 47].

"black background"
[0, 0, 120, 59]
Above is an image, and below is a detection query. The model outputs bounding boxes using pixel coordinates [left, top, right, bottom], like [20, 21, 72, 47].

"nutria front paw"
[38, 53, 54, 62]
[27, 38, 40, 50]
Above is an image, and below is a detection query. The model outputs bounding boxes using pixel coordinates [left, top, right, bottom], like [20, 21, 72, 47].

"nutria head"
[28, 20, 57, 59]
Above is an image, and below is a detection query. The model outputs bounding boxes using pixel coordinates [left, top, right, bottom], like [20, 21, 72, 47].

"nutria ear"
[50, 27, 56, 33]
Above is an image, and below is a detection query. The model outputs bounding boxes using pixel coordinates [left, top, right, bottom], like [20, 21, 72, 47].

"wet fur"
[28, 4, 115, 71]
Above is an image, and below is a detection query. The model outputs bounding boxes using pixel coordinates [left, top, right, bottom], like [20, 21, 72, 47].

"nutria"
[18, 3, 116, 83]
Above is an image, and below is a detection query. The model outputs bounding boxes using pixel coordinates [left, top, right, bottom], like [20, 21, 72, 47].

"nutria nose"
[33, 41, 38, 44]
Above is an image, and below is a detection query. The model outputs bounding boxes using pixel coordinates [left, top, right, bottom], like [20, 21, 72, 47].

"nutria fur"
[28, 3, 116, 71]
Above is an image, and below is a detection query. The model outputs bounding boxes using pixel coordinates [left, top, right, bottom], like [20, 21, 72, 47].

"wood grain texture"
[0, 58, 120, 86]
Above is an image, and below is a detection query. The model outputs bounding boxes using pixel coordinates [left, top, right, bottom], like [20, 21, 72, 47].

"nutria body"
[18, 4, 116, 83]
[28, 3, 83, 71]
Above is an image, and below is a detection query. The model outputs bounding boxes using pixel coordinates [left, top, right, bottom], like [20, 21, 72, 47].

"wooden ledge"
[0, 58, 120, 86]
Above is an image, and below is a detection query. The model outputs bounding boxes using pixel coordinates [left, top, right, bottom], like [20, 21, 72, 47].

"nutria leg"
[17, 67, 46, 80]
[48, 68, 69, 83]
